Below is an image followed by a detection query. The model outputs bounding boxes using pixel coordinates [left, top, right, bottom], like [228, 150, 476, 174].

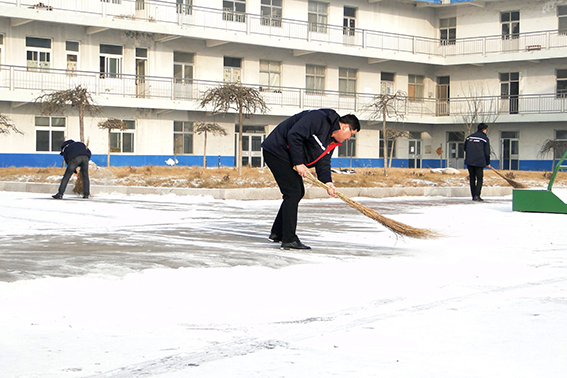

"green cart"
[512, 150, 567, 213]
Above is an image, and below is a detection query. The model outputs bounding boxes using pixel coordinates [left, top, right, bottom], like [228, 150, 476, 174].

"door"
[447, 142, 465, 168]
[501, 11, 520, 52]
[135, 48, 147, 98]
[343, 7, 356, 45]
[408, 139, 422, 168]
[241, 134, 264, 167]
[501, 131, 519, 170]
[500, 72, 519, 114]
[436, 76, 450, 116]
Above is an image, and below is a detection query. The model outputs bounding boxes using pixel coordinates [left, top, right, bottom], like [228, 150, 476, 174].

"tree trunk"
[79, 106, 85, 143]
[107, 129, 111, 167]
[203, 131, 208, 168]
[238, 108, 243, 176]
[382, 107, 388, 176]
[389, 138, 396, 169]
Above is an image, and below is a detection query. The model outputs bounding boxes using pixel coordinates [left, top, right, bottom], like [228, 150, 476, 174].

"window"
[174, 121, 193, 154]
[379, 131, 394, 159]
[26, 37, 51, 72]
[223, 56, 241, 83]
[308, 1, 328, 33]
[0, 34, 3, 64]
[440, 17, 456, 45]
[223, 0, 246, 23]
[306, 64, 325, 94]
[99, 44, 123, 78]
[559, 6, 567, 34]
[110, 120, 135, 153]
[338, 134, 356, 157]
[554, 130, 567, 159]
[500, 72, 519, 113]
[343, 7, 356, 36]
[261, 0, 282, 27]
[35, 116, 65, 152]
[177, 0, 192, 15]
[381, 72, 395, 95]
[339, 67, 357, 97]
[174, 51, 194, 84]
[557, 70, 567, 97]
[501, 11, 520, 40]
[408, 74, 424, 101]
[101, 0, 121, 3]
[259, 60, 281, 91]
[66, 41, 79, 76]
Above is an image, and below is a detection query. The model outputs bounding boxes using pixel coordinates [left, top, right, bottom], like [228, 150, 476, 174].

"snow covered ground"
[1, 190, 567, 378]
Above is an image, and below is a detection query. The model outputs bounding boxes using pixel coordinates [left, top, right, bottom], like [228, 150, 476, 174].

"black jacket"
[60, 140, 92, 164]
[464, 131, 490, 167]
[261, 109, 341, 183]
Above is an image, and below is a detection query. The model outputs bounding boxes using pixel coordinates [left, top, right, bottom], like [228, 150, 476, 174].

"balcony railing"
[3, 64, 567, 118]
[2, 0, 567, 58]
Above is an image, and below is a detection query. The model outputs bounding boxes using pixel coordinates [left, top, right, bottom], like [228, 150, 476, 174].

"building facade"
[1, 0, 567, 170]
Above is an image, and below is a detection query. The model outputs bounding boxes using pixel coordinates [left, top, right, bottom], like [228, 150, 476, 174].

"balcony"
[3, 64, 567, 121]
[2, 1, 567, 63]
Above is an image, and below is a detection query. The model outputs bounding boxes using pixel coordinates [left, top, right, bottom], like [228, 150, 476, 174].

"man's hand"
[294, 164, 310, 178]
[326, 182, 337, 198]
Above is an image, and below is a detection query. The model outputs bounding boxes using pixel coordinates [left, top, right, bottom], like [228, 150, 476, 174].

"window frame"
[259, 59, 282, 92]
[339, 67, 357, 97]
[439, 17, 456, 46]
[557, 69, 567, 98]
[173, 121, 194, 155]
[501, 10, 520, 40]
[35, 116, 66, 152]
[176, 0, 192, 15]
[110, 120, 135, 153]
[223, 0, 246, 23]
[408, 74, 425, 102]
[308, 1, 328, 34]
[26, 37, 52, 72]
[261, 0, 282, 27]
[306, 64, 325, 95]
[99, 44, 123, 79]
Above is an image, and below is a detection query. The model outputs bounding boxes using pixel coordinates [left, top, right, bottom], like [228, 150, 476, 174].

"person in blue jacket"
[52, 139, 92, 199]
[464, 123, 491, 201]
[261, 109, 360, 250]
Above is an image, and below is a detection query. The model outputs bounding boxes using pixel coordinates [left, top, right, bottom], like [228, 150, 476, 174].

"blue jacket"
[464, 131, 490, 167]
[60, 140, 92, 164]
[261, 109, 341, 183]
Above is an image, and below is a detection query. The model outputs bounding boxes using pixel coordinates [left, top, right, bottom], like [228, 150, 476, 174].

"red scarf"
[306, 142, 342, 166]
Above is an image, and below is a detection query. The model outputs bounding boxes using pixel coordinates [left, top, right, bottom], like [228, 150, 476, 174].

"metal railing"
[3, 64, 567, 118]
[2, 0, 567, 58]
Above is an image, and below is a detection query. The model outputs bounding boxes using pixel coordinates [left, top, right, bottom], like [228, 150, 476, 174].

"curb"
[0, 181, 513, 200]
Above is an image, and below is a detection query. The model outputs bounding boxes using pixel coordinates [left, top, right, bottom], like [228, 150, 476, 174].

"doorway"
[135, 48, 147, 98]
[408, 132, 422, 168]
[447, 131, 465, 169]
[500, 72, 519, 114]
[501, 131, 519, 170]
[436, 76, 450, 116]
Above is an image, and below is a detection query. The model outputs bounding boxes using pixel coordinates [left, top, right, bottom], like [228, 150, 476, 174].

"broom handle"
[489, 166, 507, 179]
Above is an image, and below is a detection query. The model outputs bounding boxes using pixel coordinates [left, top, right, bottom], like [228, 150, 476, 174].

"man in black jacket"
[464, 123, 491, 201]
[261, 109, 360, 249]
[52, 139, 92, 199]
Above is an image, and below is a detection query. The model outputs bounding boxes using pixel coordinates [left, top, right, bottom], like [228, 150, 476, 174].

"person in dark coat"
[52, 139, 92, 199]
[261, 109, 360, 249]
[464, 123, 491, 201]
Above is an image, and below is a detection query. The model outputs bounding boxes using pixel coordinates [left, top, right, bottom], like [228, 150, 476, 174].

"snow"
[1, 191, 567, 377]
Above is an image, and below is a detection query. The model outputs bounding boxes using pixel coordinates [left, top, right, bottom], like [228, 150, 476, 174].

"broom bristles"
[489, 166, 529, 189]
[302, 174, 439, 239]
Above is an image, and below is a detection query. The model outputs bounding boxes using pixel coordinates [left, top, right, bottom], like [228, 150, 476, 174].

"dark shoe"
[83, 195, 89, 199]
[473, 196, 484, 201]
[281, 241, 311, 250]
[268, 233, 281, 243]
[52, 193, 63, 199]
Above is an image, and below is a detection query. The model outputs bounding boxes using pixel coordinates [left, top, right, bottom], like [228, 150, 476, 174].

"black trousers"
[263, 149, 305, 243]
[57, 155, 90, 197]
[467, 166, 484, 199]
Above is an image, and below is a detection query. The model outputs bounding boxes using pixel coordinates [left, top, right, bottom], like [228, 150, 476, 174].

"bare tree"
[385, 129, 411, 169]
[0, 113, 23, 135]
[194, 122, 228, 168]
[540, 139, 567, 170]
[98, 118, 127, 167]
[34, 85, 99, 143]
[455, 83, 499, 140]
[364, 90, 408, 176]
[199, 83, 268, 175]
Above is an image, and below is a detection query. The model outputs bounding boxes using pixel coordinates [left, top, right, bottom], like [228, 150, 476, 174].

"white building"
[1, 0, 566, 170]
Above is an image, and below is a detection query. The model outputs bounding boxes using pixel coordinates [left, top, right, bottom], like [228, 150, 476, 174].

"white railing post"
[9, 66, 14, 91]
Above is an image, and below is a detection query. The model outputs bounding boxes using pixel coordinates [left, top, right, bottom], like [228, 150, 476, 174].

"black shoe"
[83, 195, 89, 199]
[268, 233, 281, 243]
[281, 241, 311, 250]
[52, 193, 63, 199]
[473, 196, 484, 202]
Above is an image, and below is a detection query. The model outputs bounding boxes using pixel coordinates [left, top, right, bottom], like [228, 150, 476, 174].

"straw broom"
[489, 166, 528, 189]
[301, 173, 439, 239]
